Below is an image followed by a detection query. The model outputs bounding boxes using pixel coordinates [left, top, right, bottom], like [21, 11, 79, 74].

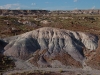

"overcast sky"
[0, 0, 100, 10]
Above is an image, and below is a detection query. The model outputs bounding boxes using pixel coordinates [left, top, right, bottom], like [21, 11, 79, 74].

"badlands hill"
[1, 27, 98, 68]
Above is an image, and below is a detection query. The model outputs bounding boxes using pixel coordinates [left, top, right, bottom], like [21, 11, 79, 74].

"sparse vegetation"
[7, 70, 61, 75]
[0, 54, 15, 72]
[0, 13, 100, 38]
[59, 69, 63, 73]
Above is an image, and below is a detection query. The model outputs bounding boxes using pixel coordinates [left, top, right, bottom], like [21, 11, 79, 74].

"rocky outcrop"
[85, 39, 100, 70]
[3, 27, 98, 67]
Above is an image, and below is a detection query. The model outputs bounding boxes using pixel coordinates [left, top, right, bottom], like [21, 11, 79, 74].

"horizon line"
[0, 8, 100, 11]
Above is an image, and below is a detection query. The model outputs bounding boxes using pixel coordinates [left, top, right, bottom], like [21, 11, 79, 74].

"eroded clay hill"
[2, 27, 99, 68]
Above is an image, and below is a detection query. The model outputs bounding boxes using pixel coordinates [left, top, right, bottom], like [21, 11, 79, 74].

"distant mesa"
[0, 9, 100, 16]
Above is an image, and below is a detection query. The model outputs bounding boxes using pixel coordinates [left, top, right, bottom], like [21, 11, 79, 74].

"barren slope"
[2, 27, 98, 68]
